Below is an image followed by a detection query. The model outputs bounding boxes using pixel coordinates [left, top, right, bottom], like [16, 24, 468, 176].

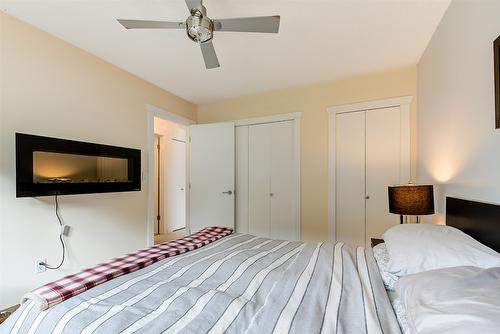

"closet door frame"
[327, 96, 413, 243]
[235, 112, 302, 240]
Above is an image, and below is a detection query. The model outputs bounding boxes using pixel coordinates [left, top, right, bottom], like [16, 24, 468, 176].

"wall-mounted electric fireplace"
[16, 133, 141, 197]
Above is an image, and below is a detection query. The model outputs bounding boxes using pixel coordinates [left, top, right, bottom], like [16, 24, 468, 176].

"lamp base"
[399, 215, 421, 224]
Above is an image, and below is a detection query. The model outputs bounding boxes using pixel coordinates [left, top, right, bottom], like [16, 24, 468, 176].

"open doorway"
[153, 117, 188, 244]
[147, 105, 193, 246]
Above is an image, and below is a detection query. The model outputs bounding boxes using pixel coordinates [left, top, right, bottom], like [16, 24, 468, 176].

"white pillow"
[372, 243, 399, 290]
[383, 224, 500, 276]
[395, 266, 500, 334]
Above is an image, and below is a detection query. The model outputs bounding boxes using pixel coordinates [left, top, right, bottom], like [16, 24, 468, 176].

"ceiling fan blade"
[213, 16, 280, 33]
[117, 19, 185, 30]
[185, 0, 203, 11]
[200, 41, 220, 69]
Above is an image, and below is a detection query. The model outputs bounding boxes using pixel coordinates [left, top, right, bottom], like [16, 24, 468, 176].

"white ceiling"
[0, 0, 450, 104]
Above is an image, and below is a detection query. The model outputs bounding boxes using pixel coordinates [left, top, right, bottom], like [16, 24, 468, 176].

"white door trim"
[326, 96, 412, 242]
[147, 104, 196, 126]
[234, 112, 302, 127]
[234, 112, 301, 240]
[146, 105, 195, 246]
[326, 96, 413, 114]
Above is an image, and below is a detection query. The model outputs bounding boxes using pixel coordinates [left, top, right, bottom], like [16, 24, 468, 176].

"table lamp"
[388, 184, 435, 224]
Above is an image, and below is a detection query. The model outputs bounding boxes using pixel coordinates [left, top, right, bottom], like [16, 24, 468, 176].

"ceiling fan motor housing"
[186, 6, 214, 43]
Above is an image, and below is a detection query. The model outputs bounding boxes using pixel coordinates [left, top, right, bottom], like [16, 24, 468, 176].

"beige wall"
[0, 13, 196, 308]
[417, 0, 500, 224]
[198, 67, 417, 242]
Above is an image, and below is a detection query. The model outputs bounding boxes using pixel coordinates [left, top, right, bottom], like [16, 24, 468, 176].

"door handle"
[180, 188, 184, 191]
[222, 190, 233, 195]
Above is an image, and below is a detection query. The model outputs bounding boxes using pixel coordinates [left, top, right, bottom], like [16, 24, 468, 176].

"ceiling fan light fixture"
[186, 12, 213, 43]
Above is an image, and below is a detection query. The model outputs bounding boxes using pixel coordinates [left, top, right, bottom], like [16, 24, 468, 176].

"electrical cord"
[42, 195, 66, 270]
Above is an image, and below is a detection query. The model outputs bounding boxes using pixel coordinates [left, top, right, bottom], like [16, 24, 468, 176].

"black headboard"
[446, 197, 500, 253]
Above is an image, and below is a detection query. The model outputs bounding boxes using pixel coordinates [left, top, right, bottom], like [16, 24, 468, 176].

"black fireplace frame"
[16, 133, 141, 197]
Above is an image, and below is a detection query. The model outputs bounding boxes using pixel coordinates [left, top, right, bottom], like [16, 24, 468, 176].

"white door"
[235, 126, 249, 234]
[365, 107, 404, 245]
[247, 120, 298, 240]
[335, 106, 409, 247]
[269, 120, 295, 240]
[189, 122, 235, 233]
[154, 135, 161, 235]
[335, 112, 366, 246]
[248, 123, 272, 237]
[165, 138, 186, 232]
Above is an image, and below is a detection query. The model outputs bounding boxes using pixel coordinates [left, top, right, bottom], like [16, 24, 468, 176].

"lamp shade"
[388, 185, 435, 215]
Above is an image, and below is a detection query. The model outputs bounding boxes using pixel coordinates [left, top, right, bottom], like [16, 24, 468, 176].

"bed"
[0, 228, 401, 334]
[2, 196, 500, 334]
[374, 197, 500, 334]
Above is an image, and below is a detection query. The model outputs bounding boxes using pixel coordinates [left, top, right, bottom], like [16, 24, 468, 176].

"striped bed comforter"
[1, 233, 401, 334]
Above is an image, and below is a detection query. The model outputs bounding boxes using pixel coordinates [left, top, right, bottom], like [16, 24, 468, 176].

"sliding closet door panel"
[270, 120, 296, 240]
[235, 126, 249, 234]
[248, 123, 272, 237]
[335, 112, 366, 246]
[365, 107, 401, 244]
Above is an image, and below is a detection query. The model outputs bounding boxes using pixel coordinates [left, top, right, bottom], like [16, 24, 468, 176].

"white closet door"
[365, 107, 402, 244]
[235, 126, 249, 234]
[248, 123, 272, 237]
[269, 120, 296, 240]
[335, 112, 366, 246]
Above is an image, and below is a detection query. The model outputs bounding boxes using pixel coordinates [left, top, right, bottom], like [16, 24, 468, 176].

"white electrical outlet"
[34, 258, 46, 274]
[62, 225, 71, 236]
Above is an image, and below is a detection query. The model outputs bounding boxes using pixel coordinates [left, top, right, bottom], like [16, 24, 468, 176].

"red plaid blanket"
[22, 226, 233, 310]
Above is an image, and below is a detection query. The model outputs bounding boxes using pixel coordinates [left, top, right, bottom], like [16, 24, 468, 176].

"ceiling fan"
[117, 0, 280, 69]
